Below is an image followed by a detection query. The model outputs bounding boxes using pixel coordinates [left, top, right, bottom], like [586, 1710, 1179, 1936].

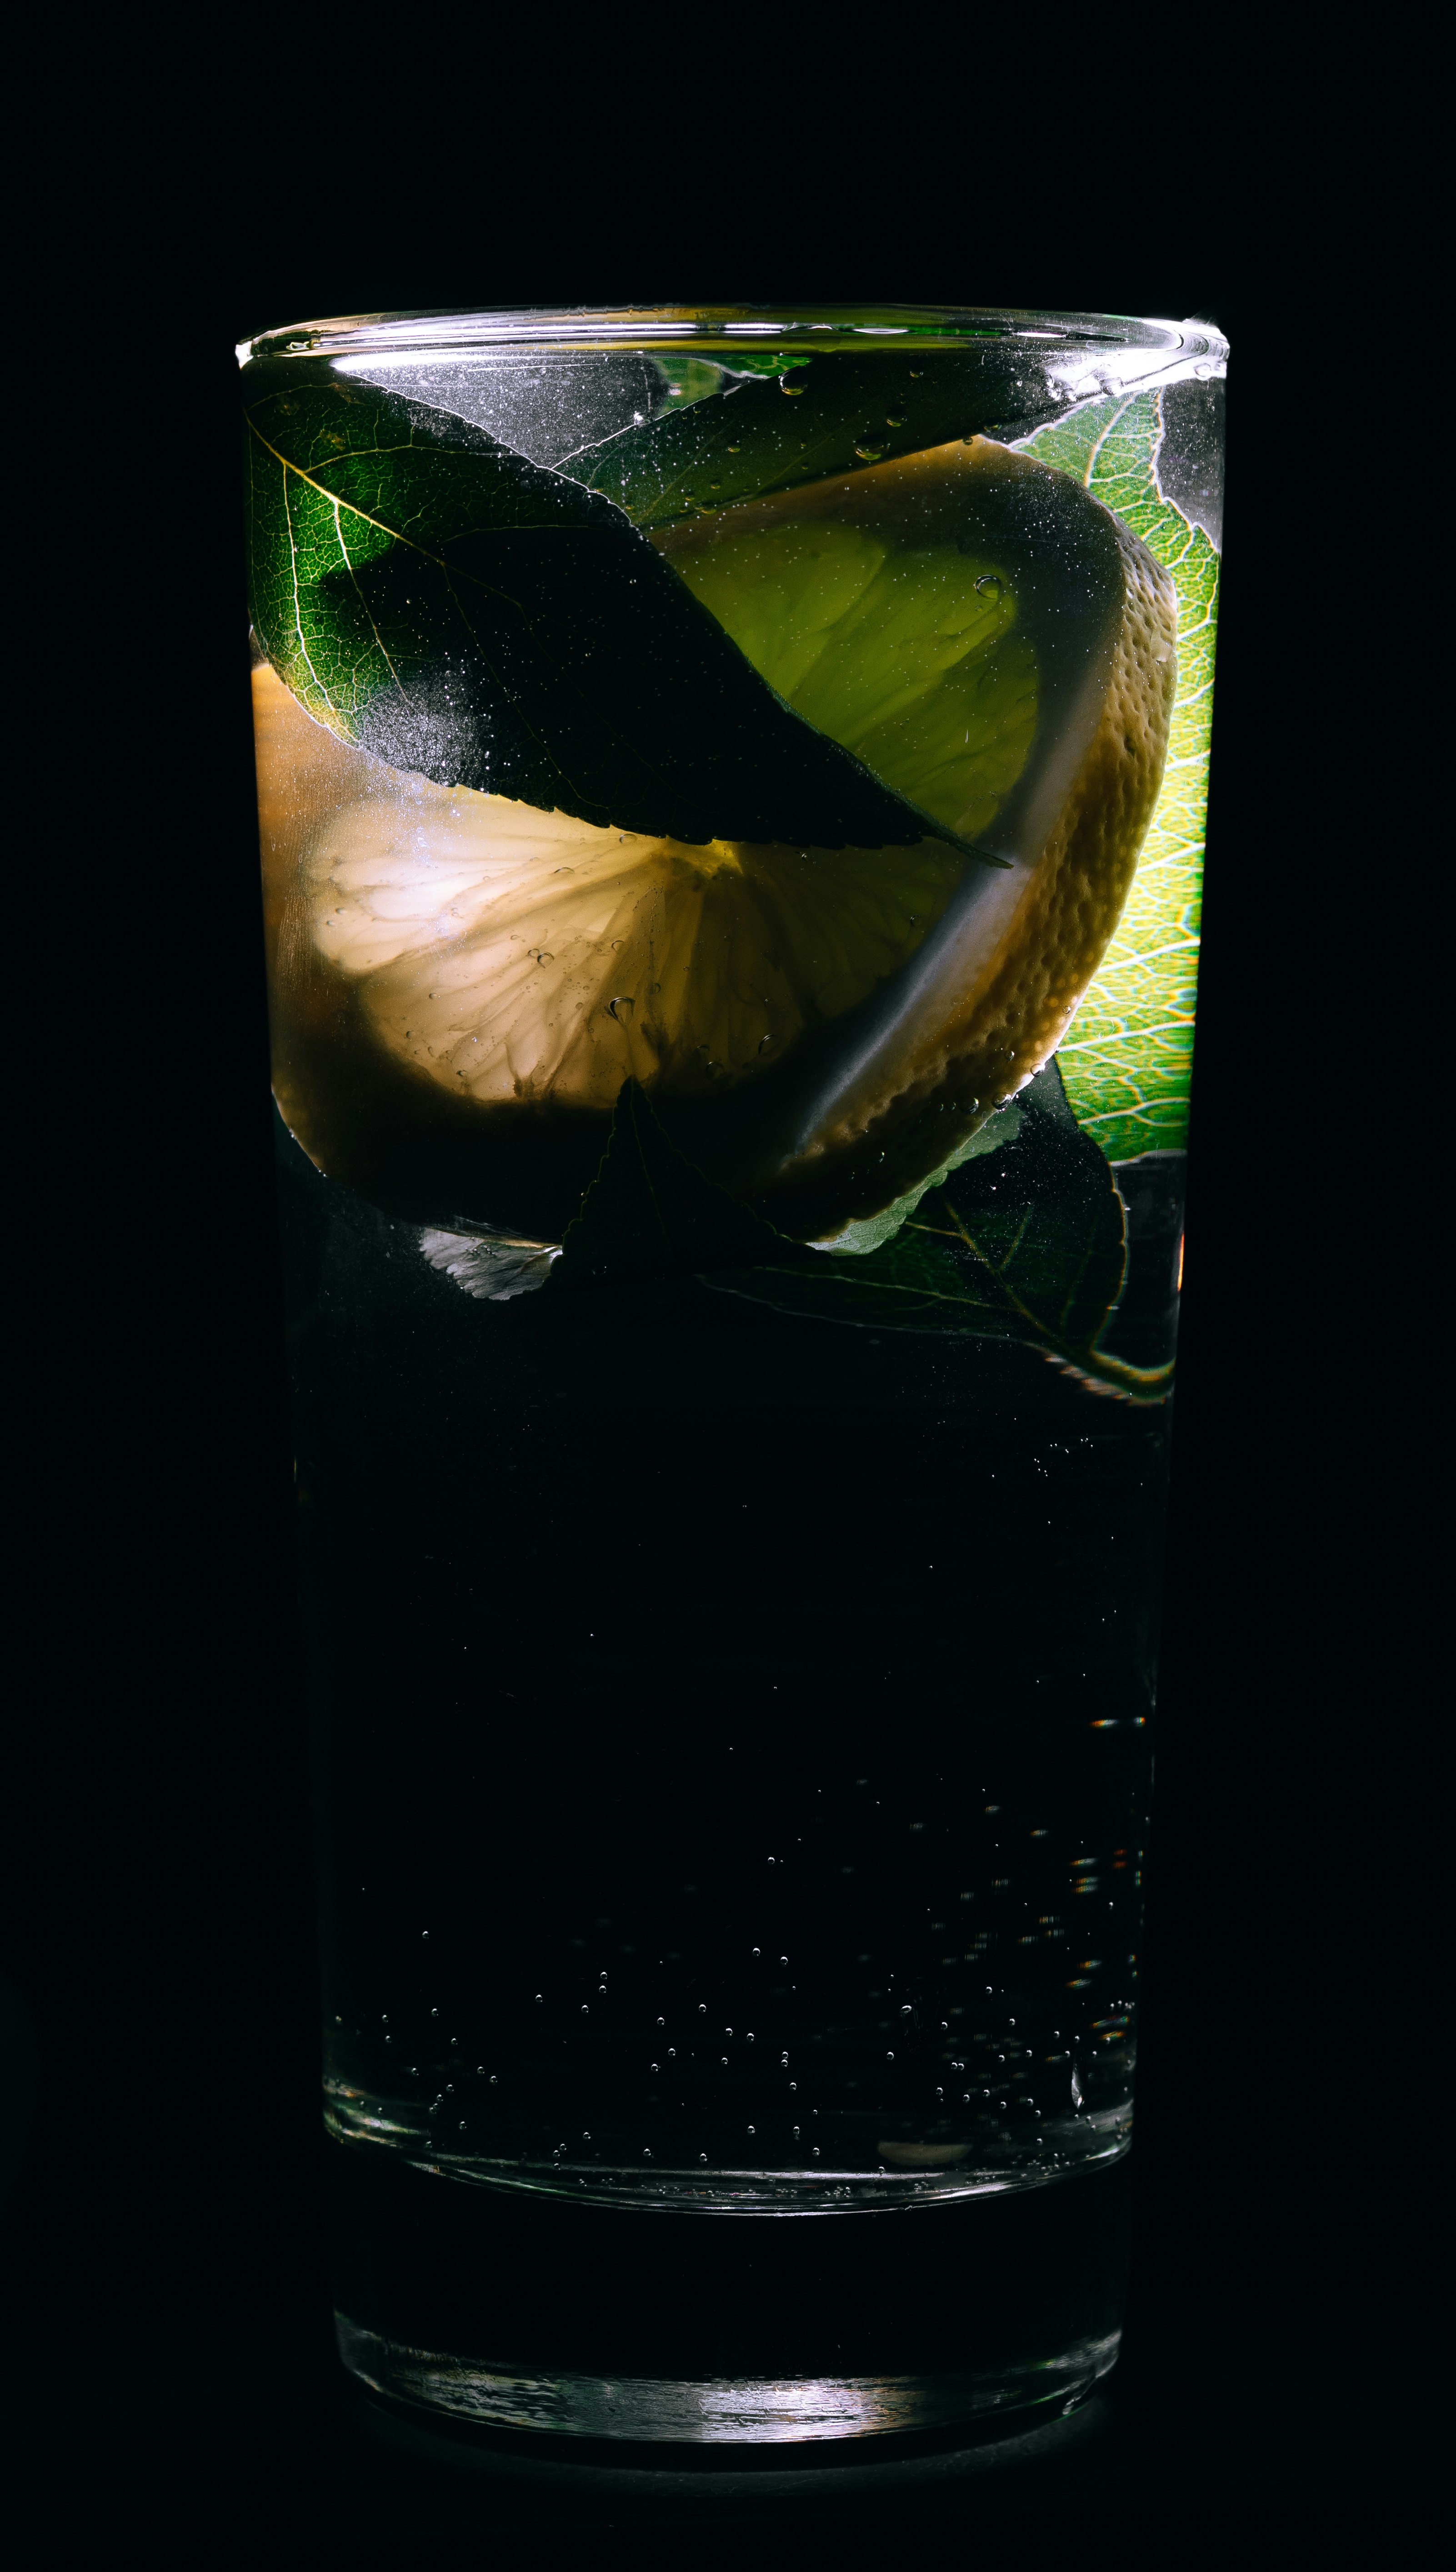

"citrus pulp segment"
[299, 760, 965, 1110]
[655, 518, 1039, 847]
[255, 660, 962, 1238]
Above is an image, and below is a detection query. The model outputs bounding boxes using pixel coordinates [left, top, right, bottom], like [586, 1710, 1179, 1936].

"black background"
[6, 76, 1388, 2554]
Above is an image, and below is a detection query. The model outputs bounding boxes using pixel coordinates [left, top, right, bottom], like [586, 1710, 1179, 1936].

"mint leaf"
[551, 1080, 794, 1286]
[814, 1099, 1026, 1256]
[1014, 391, 1219, 1157]
[243, 366, 961, 853]
[708, 1064, 1173, 1399]
[555, 351, 1061, 534]
[715, 352, 816, 378]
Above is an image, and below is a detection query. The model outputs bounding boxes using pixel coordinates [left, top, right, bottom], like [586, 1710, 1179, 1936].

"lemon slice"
[654, 438, 1176, 1235]
[256, 435, 1173, 1242]
[257, 664, 962, 1234]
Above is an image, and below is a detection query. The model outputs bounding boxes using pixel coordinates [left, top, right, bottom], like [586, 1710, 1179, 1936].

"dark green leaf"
[551, 1081, 795, 1286]
[243, 366, 965, 852]
[706, 1063, 1175, 1399]
[555, 351, 1059, 533]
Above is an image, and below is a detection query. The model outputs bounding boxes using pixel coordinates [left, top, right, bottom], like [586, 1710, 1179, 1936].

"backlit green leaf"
[551, 1081, 791, 1286]
[1014, 391, 1219, 1157]
[242, 365, 966, 853]
[710, 1065, 1172, 1399]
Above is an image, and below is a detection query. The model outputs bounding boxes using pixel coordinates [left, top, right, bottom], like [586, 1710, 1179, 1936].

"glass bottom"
[325, 2133, 1131, 2439]
[338, 2314, 1118, 2445]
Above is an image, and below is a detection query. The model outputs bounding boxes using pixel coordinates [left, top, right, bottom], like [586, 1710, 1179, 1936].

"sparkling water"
[243, 303, 1222, 2444]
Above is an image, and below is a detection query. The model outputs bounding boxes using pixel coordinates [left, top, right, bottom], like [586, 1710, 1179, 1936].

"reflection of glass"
[242, 306, 1226, 2454]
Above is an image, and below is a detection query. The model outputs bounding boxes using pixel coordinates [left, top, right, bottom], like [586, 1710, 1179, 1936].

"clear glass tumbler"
[241, 304, 1226, 2457]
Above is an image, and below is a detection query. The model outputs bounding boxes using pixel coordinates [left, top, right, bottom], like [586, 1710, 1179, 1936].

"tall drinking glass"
[241, 305, 1225, 2458]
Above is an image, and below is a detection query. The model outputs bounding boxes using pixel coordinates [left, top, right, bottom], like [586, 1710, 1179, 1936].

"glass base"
[338, 2313, 1118, 2446]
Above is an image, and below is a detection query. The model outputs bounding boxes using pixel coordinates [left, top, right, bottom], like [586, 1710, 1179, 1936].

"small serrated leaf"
[708, 1063, 1174, 1399]
[551, 1081, 792, 1286]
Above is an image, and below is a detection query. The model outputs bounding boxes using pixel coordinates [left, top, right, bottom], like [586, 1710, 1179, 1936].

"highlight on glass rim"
[240, 305, 1226, 2453]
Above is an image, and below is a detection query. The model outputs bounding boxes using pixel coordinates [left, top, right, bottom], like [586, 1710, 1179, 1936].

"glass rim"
[238, 302, 1229, 381]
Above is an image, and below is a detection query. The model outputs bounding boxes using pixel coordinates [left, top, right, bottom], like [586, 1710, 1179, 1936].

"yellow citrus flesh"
[299, 775, 965, 1110]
